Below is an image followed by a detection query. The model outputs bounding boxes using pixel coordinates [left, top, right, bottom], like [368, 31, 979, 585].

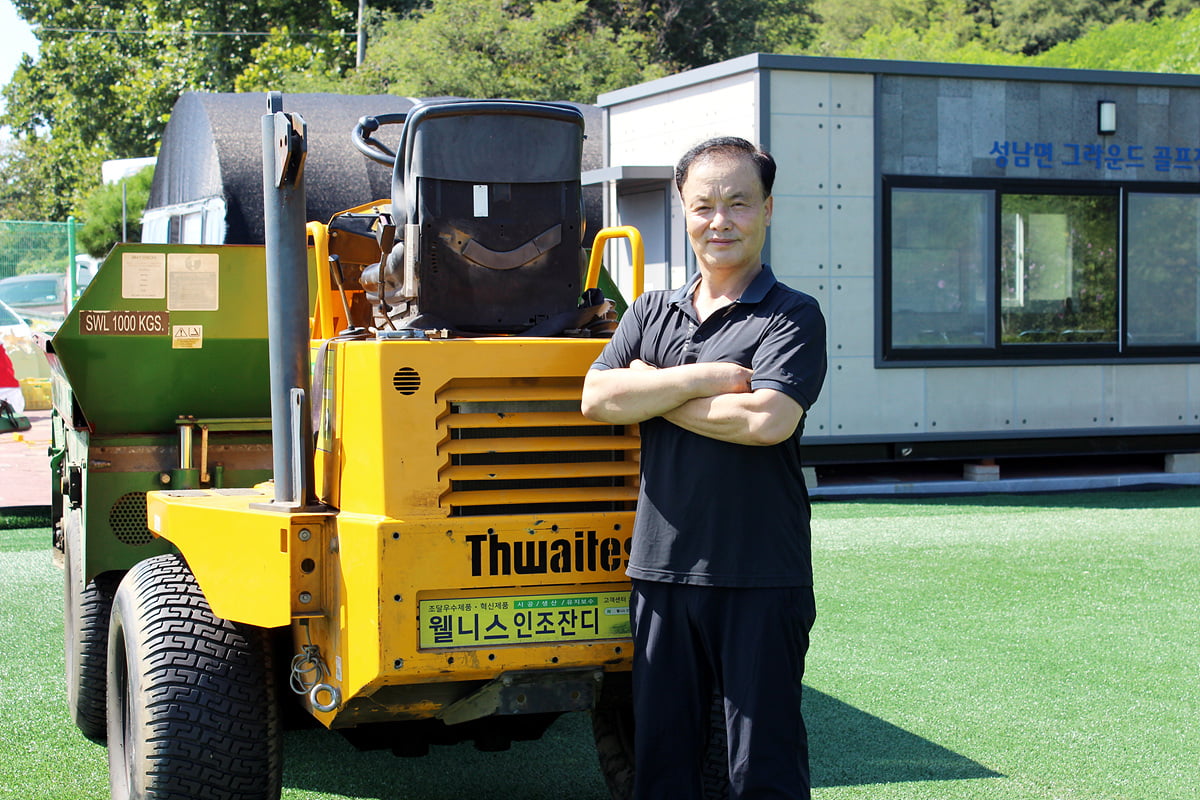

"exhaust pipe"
[259, 91, 317, 510]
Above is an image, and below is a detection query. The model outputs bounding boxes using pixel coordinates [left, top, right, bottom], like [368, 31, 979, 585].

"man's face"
[680, 153, 773, 276]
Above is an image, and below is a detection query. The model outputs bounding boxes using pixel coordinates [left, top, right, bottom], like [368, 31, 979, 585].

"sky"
[1, 0, 36, 76]
[0, 0, 38, 126]
[0, 0, 36, 75]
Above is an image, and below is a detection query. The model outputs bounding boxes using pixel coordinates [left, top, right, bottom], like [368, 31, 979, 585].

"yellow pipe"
[306, 221, 333, 340]
[585, 226, 644, 300]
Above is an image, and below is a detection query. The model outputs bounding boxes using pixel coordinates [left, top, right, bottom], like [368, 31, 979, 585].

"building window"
[1127, 193, 1200, 346]
[885, 179, 1200, 361]
[1000, 193, 1117, 345]
[890, 188, 992, 348]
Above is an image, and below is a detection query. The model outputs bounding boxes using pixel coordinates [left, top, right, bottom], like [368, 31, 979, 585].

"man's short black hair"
[674, 136, 776, 197]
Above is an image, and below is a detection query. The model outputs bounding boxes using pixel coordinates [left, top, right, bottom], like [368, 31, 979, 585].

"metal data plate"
[419, 589, 631, 649]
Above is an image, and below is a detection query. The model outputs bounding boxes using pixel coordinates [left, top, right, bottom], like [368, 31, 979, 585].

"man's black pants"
[629, 579, 816, 800]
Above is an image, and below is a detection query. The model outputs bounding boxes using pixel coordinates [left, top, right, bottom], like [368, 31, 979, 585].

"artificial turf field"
[2, 488, 1196, 800]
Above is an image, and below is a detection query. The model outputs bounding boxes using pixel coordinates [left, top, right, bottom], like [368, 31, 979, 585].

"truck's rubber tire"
[64, 508, 119, 743]
[592, 680, 729, 800]
[592, 680, 636, 800]
[106, 554, 281, 800]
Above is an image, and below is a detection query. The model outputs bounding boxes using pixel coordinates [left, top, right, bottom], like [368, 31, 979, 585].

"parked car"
[0, 298, 34, 342]
[0, 297, 48, 380]
[0, 273, 68, 321]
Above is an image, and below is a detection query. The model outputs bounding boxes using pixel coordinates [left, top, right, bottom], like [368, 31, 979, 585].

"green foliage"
[982, 0, 1178, 56]
[591, 0, 818, 70]
[808, 0, 1200, 70]
[235, 27, 353, 93]
[751, 0, 822, 55]
[1, 0, 357, 219]
[343, 0, 818, 102]
[806, 0, 1200, 63]
[1033, 8, 1200, 72]
[76, 166, 155, 258]
[0, 134, 106, 221]
[348, 0, 665, 103]
[810, 0, 981, 55]
[823, 20, 1025, 65]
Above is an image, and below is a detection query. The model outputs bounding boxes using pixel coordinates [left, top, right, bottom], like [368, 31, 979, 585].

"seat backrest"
[392, 100, 586, 333]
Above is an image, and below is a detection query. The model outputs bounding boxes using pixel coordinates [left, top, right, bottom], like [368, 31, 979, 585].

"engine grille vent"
[393, 367, 422, 395]
[437, 378, 639, 517]
[109, 492, 155, 546]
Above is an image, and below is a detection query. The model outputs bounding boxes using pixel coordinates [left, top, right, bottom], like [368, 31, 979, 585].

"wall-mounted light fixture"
[1098, 100, 1117, 135]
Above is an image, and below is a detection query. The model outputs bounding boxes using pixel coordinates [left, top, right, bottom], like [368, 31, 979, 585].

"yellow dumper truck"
[52, 94, 649, 799]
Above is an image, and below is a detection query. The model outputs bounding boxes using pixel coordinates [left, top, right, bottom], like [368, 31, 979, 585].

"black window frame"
[882, 175, 1200, 364]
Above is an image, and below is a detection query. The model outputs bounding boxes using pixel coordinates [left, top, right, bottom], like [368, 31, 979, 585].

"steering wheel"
[350, 113, 408, 166]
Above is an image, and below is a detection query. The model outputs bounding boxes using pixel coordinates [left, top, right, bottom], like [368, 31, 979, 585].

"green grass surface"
[2, 489, 1197, 799]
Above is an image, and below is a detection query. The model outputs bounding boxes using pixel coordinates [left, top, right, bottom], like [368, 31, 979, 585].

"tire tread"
[109, 554, 280, 800]
[65, 510, 120, 743]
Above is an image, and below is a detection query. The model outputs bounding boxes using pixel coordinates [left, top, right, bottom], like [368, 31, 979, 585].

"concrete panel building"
[585, 54, 1200, 471]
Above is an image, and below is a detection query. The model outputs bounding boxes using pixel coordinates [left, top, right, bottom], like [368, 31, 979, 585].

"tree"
[77, 166, 155, 258]
[341, 0, 819, 102]
[1033, 8, 1200, 71]
[0, 131, 105, 221]
[809, 0, 1200, 58]
[1, 0, 358, 218]
[591, 0, 818, 70]
[809, 0, 984, 54]
[982, 0, 1164, 55]
[804, 0, 1200, 66]
[827, 21, 1024, 64]
[348, 0, 665, 102]
[824, 5, 1200, 72]
[235, 28, 352, 93]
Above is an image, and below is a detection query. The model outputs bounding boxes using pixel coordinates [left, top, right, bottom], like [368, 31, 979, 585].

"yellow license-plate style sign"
[420, 591, 631, 649]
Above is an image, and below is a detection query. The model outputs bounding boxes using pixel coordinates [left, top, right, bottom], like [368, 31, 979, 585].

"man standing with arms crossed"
[582, 137, 827, 799]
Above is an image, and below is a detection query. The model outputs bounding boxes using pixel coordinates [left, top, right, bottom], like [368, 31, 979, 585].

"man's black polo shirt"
[591, 265, 827, 587]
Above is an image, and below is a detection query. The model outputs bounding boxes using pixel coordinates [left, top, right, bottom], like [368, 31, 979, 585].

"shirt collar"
[670, 263, 777, 308]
